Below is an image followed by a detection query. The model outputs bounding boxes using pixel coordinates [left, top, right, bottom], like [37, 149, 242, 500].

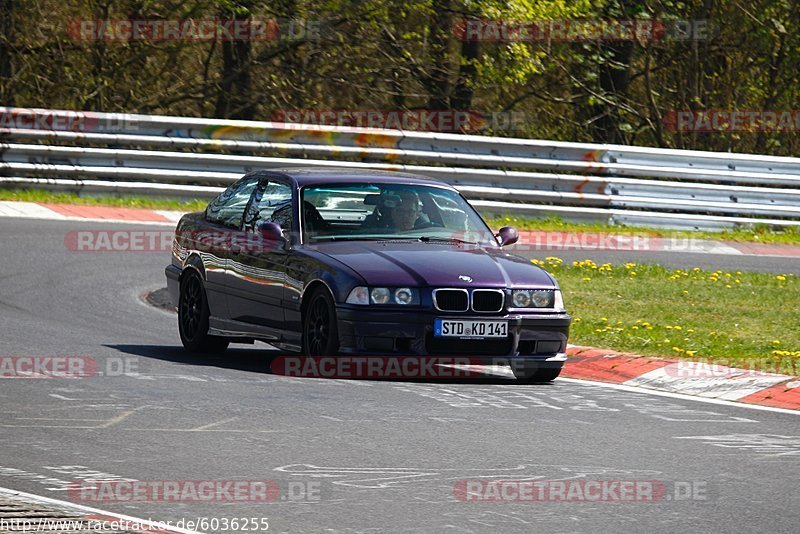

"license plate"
[434, 319, 508, 339]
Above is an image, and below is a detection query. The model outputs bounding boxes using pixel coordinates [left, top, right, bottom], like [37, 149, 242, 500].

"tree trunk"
[587, 0, 638, 144]
[1, 0, 15, 105]
[424, 0, 453, 111]
[451, 38, 479, 111]
[215, 1, 255, 120]
[590, 40, 634, 144]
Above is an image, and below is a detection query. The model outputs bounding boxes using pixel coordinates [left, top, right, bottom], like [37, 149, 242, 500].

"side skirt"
[208, 317, 302, 352]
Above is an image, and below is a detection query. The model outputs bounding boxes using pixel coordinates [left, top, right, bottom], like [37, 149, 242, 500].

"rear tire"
[302, 288, 339, 356]
[512, 365, 561, 383]
[178, 271, 229, 354]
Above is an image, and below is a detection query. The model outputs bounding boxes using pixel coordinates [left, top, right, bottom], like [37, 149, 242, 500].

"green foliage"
[537, 257, 800, 369]
[1, 0, 799, 152]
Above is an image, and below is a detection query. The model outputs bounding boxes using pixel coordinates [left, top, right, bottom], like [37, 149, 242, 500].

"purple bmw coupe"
[166, 168, 571, 382]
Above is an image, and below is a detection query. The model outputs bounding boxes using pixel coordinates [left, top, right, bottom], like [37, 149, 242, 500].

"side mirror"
[496, 226, 519, 247]
[258, 221, 285, 242]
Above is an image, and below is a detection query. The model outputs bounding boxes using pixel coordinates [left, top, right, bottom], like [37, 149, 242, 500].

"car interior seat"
[303, 201, 330, 236]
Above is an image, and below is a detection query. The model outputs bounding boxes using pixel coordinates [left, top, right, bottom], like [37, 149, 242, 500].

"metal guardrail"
[1, 106, 799, 229]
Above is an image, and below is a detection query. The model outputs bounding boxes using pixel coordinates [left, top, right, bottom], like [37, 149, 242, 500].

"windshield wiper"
[312, 235, 478, 245]
[417, 236, 477, 245]
[311, 236, 396, 242]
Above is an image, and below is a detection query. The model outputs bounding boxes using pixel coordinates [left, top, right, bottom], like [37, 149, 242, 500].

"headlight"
[346, 286, 420, 305]
[370, 287, 391, 304]
[395, 287, 414, 305]
[345, 286, 369, 305]
[530, 290, 553, 308]
[511, 289, 555, 308]
[512, 290, 531, 307]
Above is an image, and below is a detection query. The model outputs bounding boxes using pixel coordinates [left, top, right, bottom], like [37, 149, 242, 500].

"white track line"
[0, 486, 204, 534]
[559, 377, 800, 416]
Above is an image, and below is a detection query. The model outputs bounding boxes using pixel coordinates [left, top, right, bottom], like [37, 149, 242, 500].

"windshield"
[301, 183, 497, 246]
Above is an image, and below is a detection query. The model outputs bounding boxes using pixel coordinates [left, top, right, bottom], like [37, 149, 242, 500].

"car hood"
[310, 241, 556, 288]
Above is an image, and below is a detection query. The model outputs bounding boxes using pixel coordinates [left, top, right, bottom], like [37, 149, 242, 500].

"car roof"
[245, 167, 454, 189]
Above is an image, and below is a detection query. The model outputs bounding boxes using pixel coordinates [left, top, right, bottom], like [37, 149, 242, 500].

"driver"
[390, 190, 423, 231]
[364, 189, 433, 231]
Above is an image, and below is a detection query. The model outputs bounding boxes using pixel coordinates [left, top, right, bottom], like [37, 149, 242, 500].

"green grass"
[0, 188, 208, 212]
[487, 214, 800, 246]
[535, 257, 800, 374]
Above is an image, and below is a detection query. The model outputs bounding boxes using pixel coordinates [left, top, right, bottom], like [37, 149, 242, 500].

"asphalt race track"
[1, 218, 798, 533]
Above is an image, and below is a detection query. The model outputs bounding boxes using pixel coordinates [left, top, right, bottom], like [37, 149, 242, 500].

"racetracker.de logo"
[271, 356, 486, 379]
[272, 109, 526, 132]
[663, 359, 797, 378]
[64, 230, 287, 254]
[453, 19, 709, 42]
[0, 108, 136, 132]
[664, 110, 800, 132]
[0, 356, 96, 379]
[67, 480, 281, 503]
[453, 479, 709, 502]
[66, 18, 325, 42]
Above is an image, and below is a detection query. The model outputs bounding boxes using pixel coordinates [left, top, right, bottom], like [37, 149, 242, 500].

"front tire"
[178, 271, 229, 354]
[303, 288, 339, 356]
[512, 365, 561, 383]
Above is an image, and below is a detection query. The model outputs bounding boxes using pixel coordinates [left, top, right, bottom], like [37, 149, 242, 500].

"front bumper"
[336, 306, 570, 366]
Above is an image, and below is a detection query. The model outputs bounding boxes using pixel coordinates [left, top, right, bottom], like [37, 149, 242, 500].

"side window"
[206, 176, 260, 229]
[243, 181, 293, 232]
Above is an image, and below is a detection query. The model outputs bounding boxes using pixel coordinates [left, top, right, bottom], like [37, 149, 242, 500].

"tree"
[214, 0, 255, 119]
[0, 0, 14, 105]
